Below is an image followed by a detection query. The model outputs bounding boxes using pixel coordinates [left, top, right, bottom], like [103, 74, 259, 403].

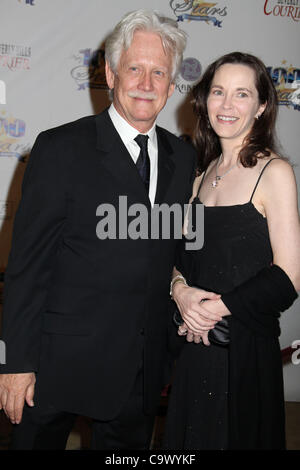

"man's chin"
[131, 112, 156, 123]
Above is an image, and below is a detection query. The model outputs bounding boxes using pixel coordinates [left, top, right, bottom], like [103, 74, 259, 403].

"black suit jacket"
[1, 109, 196, 420]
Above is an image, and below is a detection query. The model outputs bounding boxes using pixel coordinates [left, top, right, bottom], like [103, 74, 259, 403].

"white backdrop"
[0, 0, 299, 399]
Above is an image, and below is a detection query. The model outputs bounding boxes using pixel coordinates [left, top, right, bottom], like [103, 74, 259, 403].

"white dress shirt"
[108, 103, 158, 206]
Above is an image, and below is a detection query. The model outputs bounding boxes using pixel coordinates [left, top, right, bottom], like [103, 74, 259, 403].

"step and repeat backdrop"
[0, 0, 299, 398]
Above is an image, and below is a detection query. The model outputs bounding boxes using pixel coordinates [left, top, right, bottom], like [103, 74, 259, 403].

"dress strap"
[249, 158, 280, 202]
[196, 170, 207, 198]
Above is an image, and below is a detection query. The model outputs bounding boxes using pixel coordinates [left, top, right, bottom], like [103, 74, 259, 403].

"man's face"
[105, 30, 175, 133]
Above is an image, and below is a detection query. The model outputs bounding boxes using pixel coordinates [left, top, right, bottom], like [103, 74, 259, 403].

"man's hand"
[0, 373, 36, 424]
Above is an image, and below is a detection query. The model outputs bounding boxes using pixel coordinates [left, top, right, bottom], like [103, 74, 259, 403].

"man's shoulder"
[157, 126, 194, 148]
[38, 109, 109, 144]
[40, 113, 98, 141]
[156, 126, 197, 161]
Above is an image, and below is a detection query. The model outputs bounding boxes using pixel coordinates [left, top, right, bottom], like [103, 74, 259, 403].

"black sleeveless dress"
[164, 159, 285, 450]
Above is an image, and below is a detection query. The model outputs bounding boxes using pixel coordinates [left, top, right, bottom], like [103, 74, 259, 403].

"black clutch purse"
[173, 292, 230, 347]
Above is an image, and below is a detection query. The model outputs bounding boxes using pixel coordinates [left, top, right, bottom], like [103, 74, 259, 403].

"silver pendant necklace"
[212, 154, 237, 188]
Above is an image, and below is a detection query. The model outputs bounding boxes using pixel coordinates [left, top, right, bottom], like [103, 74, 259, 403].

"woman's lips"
[216, 115, 239, 123]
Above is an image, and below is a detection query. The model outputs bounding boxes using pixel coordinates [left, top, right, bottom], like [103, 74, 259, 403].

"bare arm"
[260, 159, 300, 290]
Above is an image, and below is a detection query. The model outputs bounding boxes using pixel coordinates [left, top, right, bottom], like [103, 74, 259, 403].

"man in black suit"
[0, 10, 215, 449]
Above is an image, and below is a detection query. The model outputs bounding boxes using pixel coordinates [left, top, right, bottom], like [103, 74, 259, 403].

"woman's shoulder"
[260, 153, 294, 178]
[258, 153, 296, 193]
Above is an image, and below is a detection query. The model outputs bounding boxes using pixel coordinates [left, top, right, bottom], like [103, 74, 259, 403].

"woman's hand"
[172, 282, 222, 333]
[177, 322, 211, 346]
[175, 295, 231, 346]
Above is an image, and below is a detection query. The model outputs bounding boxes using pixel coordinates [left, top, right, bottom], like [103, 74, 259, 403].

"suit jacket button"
[140, 328, 145, 335]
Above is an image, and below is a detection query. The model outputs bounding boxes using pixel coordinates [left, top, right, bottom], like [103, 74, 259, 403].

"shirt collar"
[108, 103, 157, 147]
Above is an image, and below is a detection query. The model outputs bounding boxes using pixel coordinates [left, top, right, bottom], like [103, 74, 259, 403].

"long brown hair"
[193, 52, 279, 172]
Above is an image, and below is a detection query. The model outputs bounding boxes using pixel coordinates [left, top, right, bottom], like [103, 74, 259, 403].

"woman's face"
[206, 63, 266, 146]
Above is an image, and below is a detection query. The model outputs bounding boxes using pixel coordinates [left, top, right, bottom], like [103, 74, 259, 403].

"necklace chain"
[212, 154, 237, 188]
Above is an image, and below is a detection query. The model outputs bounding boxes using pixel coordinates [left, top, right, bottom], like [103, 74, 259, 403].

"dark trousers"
[11, 368, 156, 450]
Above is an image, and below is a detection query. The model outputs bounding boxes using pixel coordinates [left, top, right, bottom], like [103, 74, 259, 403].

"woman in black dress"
[164, 52, 300, 450]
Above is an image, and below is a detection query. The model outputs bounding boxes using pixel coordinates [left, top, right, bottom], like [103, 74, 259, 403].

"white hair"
[105, 10, 187, 82]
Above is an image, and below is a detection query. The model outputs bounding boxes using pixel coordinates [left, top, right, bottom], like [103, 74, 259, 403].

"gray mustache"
[128, 91, 158, 100]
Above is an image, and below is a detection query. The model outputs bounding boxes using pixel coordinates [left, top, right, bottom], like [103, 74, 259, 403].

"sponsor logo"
[181, 57, 202, 82]
[169, 0, 228, 27]
[267, 62, 300, 110]
[0, 80, 5, 104]
[0, 44, 31, 71]
[264, 0, 300, 22]
[0, 112, 30, 161]
[176, 57, 202, 94]
[71, 48, 108, 91]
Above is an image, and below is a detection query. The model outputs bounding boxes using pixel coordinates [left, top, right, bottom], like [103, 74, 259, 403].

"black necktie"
[134, 134, 150, 192]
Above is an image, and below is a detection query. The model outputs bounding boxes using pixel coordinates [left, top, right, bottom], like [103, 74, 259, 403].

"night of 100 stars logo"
[70, 48, 108, 91]
[268, 62, 300, 110]
[0, 112, 29, 223]
[169, 0, 228, 27]
[0, 111, 29, 161]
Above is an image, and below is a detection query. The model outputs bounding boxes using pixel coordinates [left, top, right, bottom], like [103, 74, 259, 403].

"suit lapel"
[95, 110, 151, 207]
[154, 127, 175, 205]
[95, 111, 176, 207]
